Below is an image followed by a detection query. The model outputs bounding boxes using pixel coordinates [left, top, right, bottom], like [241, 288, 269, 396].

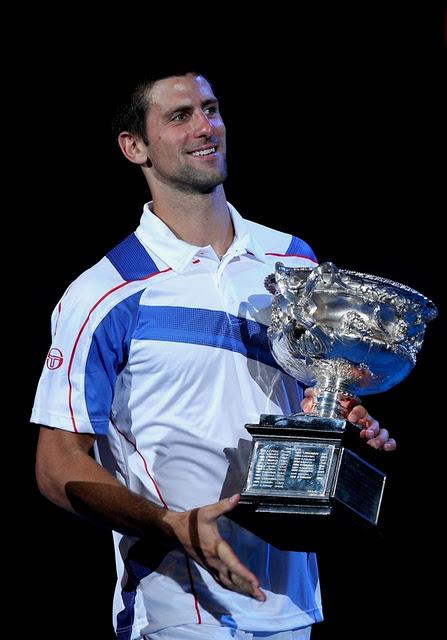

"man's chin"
[181, 171, 228, 194]
[178, 163, 227, 192]
[198, 176, 227, 193]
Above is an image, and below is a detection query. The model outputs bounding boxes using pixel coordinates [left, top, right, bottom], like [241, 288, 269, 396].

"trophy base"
[229, 497, 383, 551]
[222, 413, 386, 551]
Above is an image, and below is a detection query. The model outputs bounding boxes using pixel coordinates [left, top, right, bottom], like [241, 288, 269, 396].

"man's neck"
[150, 184, 234, 258]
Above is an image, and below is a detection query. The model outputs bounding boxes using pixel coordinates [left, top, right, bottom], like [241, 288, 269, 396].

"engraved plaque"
[245, 441, 335, 497]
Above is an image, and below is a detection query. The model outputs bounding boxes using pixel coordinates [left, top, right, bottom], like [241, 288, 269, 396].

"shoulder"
[52, 233, 165, 333]
[245, 218, 318, 265]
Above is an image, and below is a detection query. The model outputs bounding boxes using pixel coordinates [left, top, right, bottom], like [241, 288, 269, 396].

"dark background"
[15, 7, 444, 639]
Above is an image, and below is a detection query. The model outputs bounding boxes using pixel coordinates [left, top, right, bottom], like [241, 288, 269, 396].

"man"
[32, 68, 395, 639]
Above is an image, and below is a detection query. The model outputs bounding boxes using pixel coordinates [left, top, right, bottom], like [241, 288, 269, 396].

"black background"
[15, 7, 444, 639]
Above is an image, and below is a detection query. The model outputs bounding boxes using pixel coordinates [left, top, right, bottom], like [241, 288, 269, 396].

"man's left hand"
[301, 389, 396, 452]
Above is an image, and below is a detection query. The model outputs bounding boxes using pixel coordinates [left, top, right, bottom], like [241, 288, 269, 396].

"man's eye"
[204, 106, 217, 115]
[172, 113, 188, 122]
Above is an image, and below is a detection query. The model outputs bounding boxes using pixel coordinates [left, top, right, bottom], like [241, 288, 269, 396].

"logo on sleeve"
[46, 348, 64, 370]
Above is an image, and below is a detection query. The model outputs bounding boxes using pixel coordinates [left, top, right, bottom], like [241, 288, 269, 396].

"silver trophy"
[229, 262, 437, 549]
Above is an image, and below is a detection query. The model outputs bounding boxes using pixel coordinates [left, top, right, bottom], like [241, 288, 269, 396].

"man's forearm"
[65, 473, 176, 540]
[36, 428, 177, 541]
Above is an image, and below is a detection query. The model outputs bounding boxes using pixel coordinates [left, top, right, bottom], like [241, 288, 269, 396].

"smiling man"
[32, 67, 395, 640]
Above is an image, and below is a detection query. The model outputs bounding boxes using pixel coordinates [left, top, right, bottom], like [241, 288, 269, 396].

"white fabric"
[31, 203, 321, 639]
[145, 623, 312, 638]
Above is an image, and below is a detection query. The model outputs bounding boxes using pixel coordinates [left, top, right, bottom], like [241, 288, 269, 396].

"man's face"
[144, 73, 227, 193]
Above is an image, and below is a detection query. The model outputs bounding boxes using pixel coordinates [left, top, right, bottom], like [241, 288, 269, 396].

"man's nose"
[193, 110, 213, 137]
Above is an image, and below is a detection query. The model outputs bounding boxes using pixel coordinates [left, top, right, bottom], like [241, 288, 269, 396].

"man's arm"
[36, 426, 265, 601]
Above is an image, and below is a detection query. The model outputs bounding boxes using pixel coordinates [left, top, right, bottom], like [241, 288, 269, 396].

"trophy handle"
[287, 263, 345, 357]
[303, 262, 348, 299]
[287, 307, 333, 357]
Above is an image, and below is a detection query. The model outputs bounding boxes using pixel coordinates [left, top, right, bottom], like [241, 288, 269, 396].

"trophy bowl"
[266, 261, 438, 418]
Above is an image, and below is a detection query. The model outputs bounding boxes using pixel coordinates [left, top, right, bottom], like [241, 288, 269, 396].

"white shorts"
[144, 624, 312, 639]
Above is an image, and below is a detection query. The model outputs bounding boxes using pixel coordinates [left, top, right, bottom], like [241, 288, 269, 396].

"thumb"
[300, 396, 314, 413]
[206, 494, 240, 519]
[301, 387, 316, 413]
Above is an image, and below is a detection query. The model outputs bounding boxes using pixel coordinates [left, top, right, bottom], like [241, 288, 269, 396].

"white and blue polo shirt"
[32, 202, 322, 639]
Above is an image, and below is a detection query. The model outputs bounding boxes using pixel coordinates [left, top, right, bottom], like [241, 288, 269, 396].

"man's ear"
[118, 132, 150, 165]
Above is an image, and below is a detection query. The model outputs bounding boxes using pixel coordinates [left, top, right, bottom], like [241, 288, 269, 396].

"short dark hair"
[112, 66, 212, 143]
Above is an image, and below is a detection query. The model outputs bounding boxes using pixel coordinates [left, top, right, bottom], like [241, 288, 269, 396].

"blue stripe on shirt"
[84, 290, 144, 434]
[107, 232, 159, 280]
[286, 235, 317, 261]
[134, 306, 280, 370]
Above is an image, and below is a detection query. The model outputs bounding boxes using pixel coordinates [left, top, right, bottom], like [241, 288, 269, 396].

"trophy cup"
[226, 261, 437, 550]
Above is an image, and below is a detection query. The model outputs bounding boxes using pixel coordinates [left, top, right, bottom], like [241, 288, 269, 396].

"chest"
[127, 258, 279, 383]
[143, 258, 274, 322]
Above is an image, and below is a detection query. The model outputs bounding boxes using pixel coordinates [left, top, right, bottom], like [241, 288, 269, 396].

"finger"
[214, 540, 266, 602]
[366, 428, 392, 450]
[228, 570, 266, 601]
[203, 494, 240, 521]
[302, 388, 316, 412]
[383, 438, 397, 451]
[218, 566, 248, 592]
[216, 539, 266, 601]
[347, 404, 370, 424]
[358, 419, 380, 440]
[300, 396, 314, 413]
[217, 564, 263, 599]
[340, 396, 360, 414]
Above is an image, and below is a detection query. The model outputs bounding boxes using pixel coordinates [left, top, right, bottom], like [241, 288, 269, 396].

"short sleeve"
[31, 278, 143, 435]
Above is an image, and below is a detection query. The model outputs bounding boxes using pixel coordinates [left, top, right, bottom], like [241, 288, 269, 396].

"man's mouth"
[189, 146, 217, 157]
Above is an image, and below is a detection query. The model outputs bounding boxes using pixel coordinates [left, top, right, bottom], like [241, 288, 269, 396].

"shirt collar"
[135, 201, 266, 273]
[227, 202, 266, 264]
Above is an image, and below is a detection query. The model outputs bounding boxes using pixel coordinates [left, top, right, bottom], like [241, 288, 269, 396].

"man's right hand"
[164, 493, 266, 601]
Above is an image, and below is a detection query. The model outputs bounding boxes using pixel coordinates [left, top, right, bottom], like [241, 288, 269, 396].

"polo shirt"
[32, 202, 322, 639]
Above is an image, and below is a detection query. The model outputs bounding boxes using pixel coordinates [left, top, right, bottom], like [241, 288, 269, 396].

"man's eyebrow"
[202, 98, 219, 107]
[164, 98, 219, 117]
